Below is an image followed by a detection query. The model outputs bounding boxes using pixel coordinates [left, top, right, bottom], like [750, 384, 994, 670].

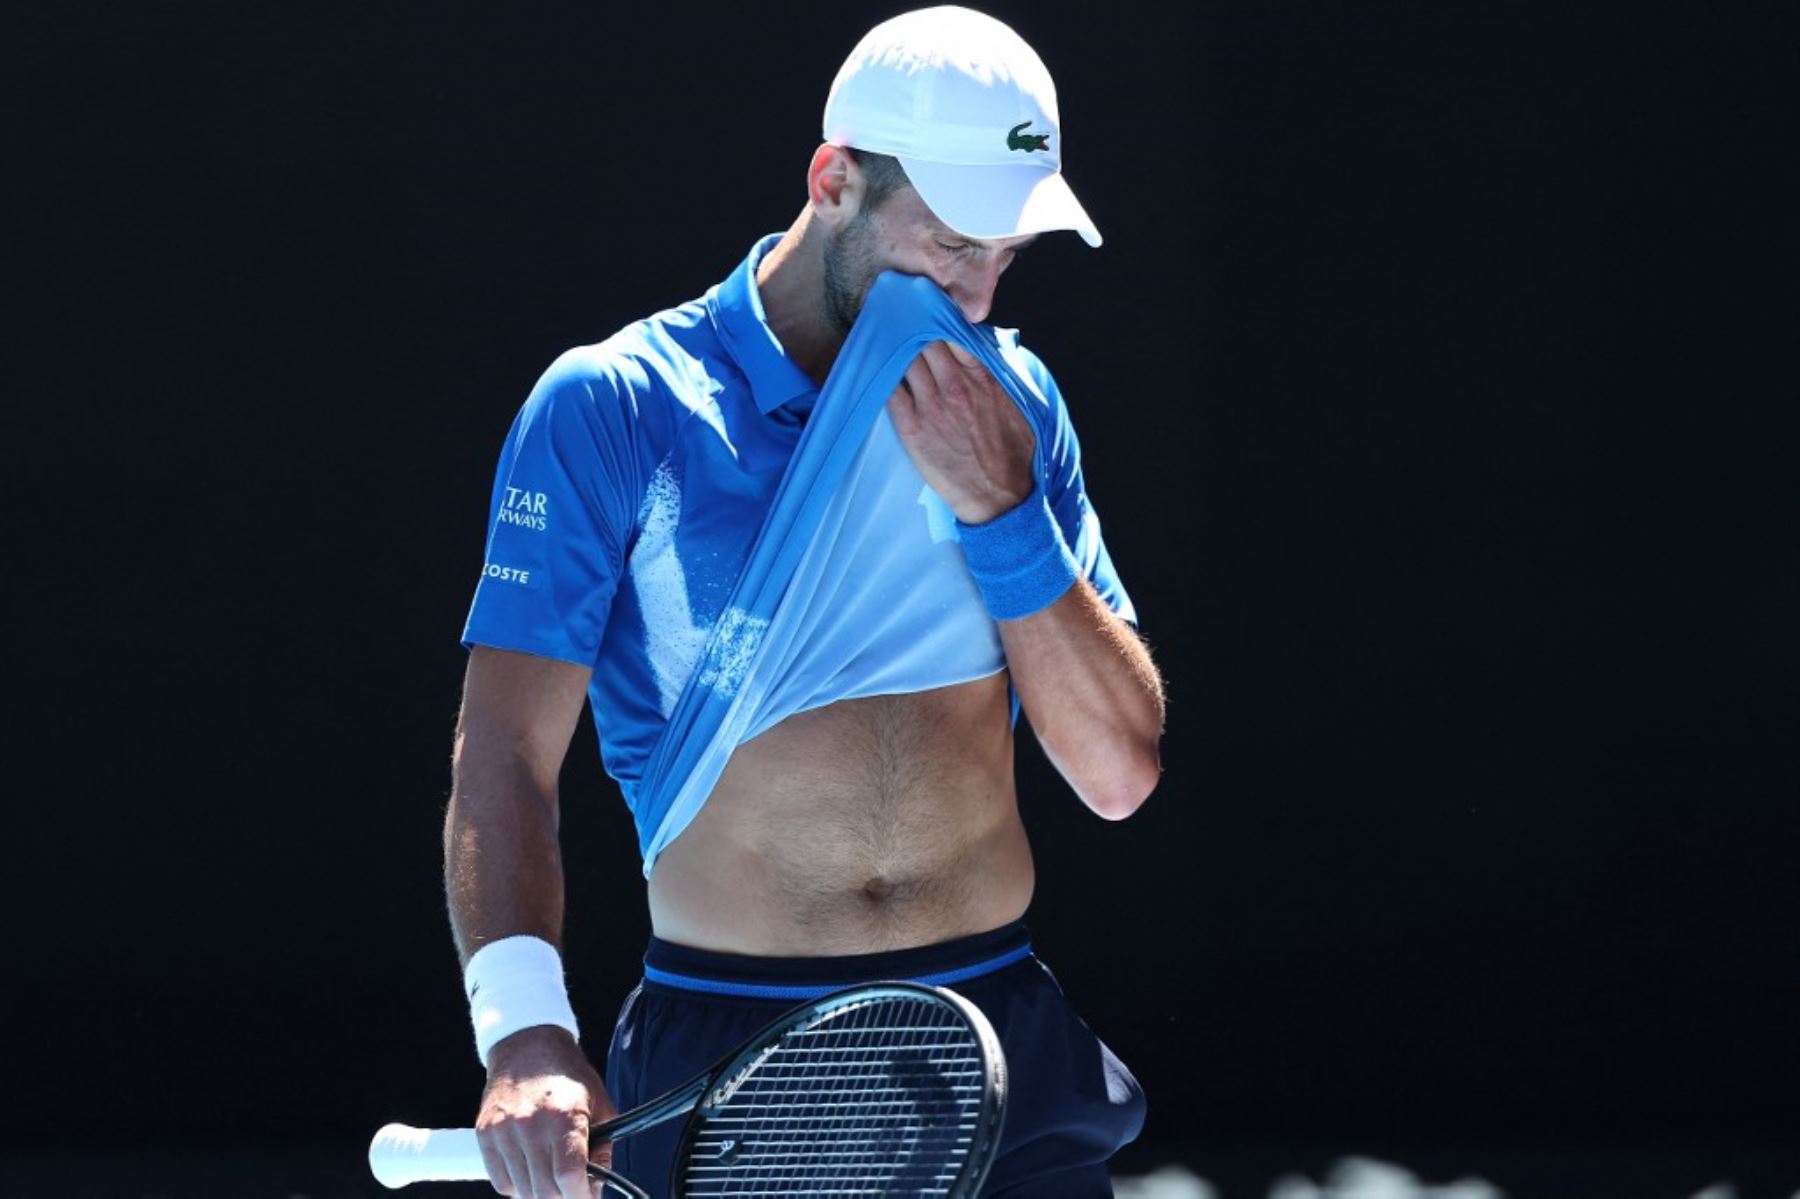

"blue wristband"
[954, 482, 1081, 621]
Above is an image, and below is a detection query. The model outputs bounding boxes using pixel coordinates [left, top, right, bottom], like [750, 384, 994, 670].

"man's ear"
[807, 142, 859, 229]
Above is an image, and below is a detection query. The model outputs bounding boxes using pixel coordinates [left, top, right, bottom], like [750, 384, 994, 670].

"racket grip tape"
[368, 1124, 485, 1188]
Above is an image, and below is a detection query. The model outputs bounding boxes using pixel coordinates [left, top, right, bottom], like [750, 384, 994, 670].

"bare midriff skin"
[647, 671, 1033, 955]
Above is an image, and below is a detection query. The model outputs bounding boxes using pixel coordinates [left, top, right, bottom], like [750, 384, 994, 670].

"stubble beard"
[821, 208, 880, 338]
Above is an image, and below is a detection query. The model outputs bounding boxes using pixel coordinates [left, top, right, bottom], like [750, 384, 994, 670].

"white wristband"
[463, 935, 581, 1067]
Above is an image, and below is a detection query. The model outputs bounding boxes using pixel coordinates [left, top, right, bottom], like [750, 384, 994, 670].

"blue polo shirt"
[463, 235, 1133, 838]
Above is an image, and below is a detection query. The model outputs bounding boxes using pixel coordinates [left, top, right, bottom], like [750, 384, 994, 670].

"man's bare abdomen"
[646, 671, 1034, 955]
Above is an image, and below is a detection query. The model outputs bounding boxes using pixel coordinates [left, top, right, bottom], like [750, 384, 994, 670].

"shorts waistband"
[642, 920, 1032, 1000]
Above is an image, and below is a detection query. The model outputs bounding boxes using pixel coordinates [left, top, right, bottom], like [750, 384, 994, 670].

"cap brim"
[895, 157, 1102, 249]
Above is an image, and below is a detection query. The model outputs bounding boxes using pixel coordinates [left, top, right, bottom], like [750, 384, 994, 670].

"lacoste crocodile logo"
[1006, 121, 1050, 152]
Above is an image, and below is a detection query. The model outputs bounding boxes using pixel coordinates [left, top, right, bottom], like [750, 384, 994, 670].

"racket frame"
[662, 980, 1007, 1199]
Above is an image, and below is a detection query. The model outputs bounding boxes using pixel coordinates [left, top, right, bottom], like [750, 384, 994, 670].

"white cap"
[822, 6, 1102, 249]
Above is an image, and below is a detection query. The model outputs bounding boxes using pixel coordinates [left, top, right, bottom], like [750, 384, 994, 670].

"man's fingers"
[554, 1118, 594, 1199]
[512, 1114, 589, 1199]
[943, 339, 981, 370]
[931, 338, 986, 380]
[904, 354, 939, 404]
[915, 342, 959, 396]
[887, 382, 920, 437]
[478, 1133, 517, 1196]
[508, 1125, 551, 1199]
[906, 351, 974, 427]
[918, 340, 999, 416]
[587, 1134, 615, 1199]
[891, 350, 931, 413]
[494, 1131, 532, 1197]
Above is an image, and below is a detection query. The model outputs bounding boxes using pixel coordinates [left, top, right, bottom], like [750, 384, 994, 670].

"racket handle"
[368, 1123, 485, 1188]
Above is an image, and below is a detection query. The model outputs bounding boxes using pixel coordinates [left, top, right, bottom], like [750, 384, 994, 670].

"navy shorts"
[602, 920, 1146, 1197]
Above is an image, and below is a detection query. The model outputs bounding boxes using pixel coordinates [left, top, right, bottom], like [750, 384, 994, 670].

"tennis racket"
[370, 980, 1007, 1197]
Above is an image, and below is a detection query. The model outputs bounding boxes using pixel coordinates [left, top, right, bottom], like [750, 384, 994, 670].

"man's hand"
[887, 340, 1035, 524]
[476, 1026, 618, 1199]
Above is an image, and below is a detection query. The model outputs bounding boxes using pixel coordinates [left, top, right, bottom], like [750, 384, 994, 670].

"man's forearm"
[997, 579, 1165, 820]
[444, 748, 568, 967]
[443, 719, 612, 1181]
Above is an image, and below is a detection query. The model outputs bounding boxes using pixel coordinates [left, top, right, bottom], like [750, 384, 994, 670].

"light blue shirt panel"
[741, 406, 1006, 745]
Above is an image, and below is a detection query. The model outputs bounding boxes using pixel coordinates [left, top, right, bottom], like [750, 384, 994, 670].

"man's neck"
[754, 208, 843, 386]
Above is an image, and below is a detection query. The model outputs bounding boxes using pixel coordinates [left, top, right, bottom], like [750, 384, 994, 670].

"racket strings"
[681, 994, 988, 1196]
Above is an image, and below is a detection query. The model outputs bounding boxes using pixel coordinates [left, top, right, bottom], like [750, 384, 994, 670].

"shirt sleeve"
[1000, 338, 1139, 627]
[461, 347, 645, 665]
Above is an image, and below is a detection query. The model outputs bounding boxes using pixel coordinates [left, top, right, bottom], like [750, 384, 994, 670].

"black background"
[10, 2, 1796, 1195]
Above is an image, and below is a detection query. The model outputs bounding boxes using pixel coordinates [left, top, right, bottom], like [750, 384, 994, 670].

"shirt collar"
[707, 234, 819, 416]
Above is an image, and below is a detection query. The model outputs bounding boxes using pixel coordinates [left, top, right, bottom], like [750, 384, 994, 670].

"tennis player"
[447, 7, 1164, 1196]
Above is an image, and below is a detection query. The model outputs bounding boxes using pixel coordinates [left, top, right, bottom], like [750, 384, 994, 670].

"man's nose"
[949, 256, 1006, 324]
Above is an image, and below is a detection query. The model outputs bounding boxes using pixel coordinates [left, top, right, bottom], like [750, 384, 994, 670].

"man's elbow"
[1082, 740, 1161, 821]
